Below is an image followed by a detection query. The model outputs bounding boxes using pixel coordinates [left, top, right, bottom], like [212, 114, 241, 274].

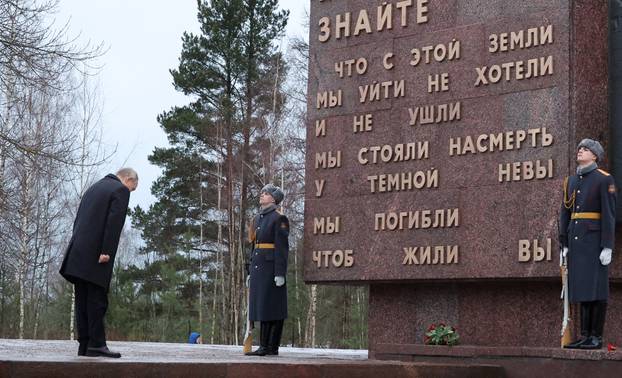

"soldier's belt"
[255, 243, 275, 249]
[571, 212, 601, 220]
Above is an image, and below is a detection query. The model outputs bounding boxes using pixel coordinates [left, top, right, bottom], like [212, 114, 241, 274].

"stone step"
[0, 339, 503, 378]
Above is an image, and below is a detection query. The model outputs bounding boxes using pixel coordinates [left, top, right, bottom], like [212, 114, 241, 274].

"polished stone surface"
[369, 282, 622, 348]
[0, 339, 367, 363]
[305, 0, 615, 352]
[0, 339, 502, 378]
[375, 343, 622, 378]
[304, 1, 613, 282]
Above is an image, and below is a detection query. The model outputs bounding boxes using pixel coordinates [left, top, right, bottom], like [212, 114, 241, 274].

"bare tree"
[63, 71, 109, 340]
[0, 0, 103, 162]
[1, 77, 77, 338]
[0, 0, 109, 339]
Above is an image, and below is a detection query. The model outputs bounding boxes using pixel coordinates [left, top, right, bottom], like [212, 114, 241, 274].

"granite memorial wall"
[304, 0, 619, 352]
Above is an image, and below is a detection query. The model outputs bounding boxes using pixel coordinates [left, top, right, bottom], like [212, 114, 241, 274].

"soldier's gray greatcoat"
[248, 204, 289, 321]
[559, 166, 616, 302]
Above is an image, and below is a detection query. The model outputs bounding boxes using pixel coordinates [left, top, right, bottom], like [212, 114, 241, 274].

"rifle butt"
[243, 333, 253, 354]
[561, 325, 572, 348]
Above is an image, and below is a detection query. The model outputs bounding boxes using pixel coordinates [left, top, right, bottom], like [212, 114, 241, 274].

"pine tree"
[128, 0, 288, 344]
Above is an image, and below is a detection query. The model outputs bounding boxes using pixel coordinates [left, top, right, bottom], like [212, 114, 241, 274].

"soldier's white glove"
[245, 275, 250, 288]
[560, 247, 568, 266]
[274, 276, 285, 287]
[600, 248, 612, 266]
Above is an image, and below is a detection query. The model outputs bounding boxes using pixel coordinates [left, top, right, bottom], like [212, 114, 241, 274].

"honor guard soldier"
[245, 184, 289, 356]
[559, 139, 616, 349]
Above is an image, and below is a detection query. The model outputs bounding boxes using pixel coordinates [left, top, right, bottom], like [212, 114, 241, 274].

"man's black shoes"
[86, 345, 121, 358]
[78, 341, 88, 356]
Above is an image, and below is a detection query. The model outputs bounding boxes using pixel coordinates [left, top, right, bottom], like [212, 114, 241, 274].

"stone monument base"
[0, 339, 501, 378]
[374, 344, 622, 378]
[369, 282, 622, 349]
[369, 281, 622, 377]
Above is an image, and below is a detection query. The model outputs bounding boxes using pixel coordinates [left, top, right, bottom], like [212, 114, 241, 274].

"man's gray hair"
[116, 167, 138, 181]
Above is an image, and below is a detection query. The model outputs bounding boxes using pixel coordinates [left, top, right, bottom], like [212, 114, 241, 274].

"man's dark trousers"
[74, 278, 108, 348]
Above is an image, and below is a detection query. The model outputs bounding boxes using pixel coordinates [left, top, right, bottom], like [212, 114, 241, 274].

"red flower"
[427, 323, 436, 331]
[607, 343, 617, 351]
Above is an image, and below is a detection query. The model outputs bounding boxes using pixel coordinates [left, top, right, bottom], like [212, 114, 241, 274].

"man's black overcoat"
[60, 174, 130, 289]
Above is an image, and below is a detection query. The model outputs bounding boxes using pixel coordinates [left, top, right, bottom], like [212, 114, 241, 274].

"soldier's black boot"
[267, 320, 284, 356]
[245, 321, 271, 356]
[581, 301, 607, 350]
[565, 302, 591, 349]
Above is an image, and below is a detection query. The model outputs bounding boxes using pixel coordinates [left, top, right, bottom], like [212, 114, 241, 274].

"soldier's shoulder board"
[597, 169, 611, 176]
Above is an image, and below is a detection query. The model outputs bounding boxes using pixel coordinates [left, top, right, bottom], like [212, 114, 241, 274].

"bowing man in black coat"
[245, 184, 289, 356]
[60, 168, 138, 358]
[560, 139, 616, 350]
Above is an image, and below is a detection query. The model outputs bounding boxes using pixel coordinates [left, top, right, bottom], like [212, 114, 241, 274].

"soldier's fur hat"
[261, 184, 284, 205]
[577, 139, 604, 162]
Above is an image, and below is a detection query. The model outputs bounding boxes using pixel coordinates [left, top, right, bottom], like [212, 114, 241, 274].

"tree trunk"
[0, 256, 4, 337]
[198, 159, 204, 339]
[70, 290, 75, 340]
[18, 171, 31, 340]
[342, 286, 349, 346]
[293, 241, 301, 346]
[305, 284, 317, 347]
[211, 151, 223, 344]
[357, 288, 363, 348]
[18, 268, 25, 339]
[236, 1, 257, 344]
[227, 151, 236, 345]
[225, 72, 237, 345]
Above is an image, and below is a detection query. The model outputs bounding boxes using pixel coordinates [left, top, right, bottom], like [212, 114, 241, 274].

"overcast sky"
[57, 0, 309, 210]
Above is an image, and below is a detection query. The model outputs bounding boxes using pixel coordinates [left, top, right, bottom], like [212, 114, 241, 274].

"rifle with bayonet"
[243, 220, 256, 354]
[560, 255, 572, 347]
[559, 217, 572, 347]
